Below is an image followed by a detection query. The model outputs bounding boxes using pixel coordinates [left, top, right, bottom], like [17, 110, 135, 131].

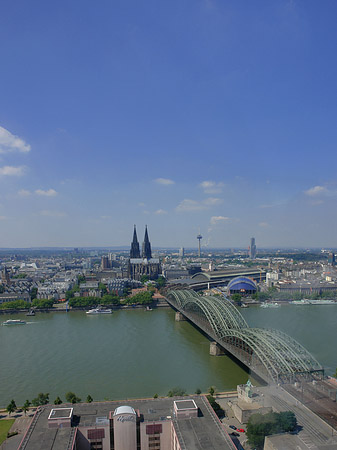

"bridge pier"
[210, 342, 225, 356]
[175, 312, 186, 322]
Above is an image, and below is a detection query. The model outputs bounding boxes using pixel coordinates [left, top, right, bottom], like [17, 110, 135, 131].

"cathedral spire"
[130, 225, 141, 258]
[142, 225, 152, 259]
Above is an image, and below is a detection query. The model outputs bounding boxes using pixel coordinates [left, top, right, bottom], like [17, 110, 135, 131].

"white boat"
[290, 299, 311, 305]
[2, 319, 26, 325]
[86, 307, 112, 315]
[309, 299, 335, 305]
[260, 302, 280, 308]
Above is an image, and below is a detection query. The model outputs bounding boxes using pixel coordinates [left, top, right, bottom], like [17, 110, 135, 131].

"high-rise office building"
[249, 237, 257, 260]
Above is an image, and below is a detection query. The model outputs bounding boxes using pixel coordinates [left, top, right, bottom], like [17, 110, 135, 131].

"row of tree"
[6, 392, 93, 415]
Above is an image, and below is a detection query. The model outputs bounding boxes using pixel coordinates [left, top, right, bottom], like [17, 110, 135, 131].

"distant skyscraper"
[249, 237, 257, 260]
[179, 247, 185, 258]
[328, 252, 336, 266]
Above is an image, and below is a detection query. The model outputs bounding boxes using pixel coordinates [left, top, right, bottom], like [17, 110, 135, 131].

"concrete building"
[18, 396, 236, 450]
[249, 237, 257, 260]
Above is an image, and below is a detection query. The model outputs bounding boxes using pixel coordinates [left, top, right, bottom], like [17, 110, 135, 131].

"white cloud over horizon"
[176, 197, 223, 212]
[154, 178, 175, 185]
[210, 215, 229, 225]
[155, 209, 168, 215]
[0, 126, 31, 154]
[0, 166, 26, 176]
[200, 180, 224, 194]
[35, 189, 58, 197]
[304, 185, 328, 196]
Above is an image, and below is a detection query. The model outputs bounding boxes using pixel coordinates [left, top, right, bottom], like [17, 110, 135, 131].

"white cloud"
[138, 202, 146, 207]
[176, 197, 223, 212]
[0, 126, 31, 154]
[210, 216, 229, 225]
[18, 189, 31, 197]
[0, 165, 25, 176]
[203, 197, 223, 206]
[176, 199, 205, 212]
[154, 178, 175, 185]
[40, 210, 66, 217]
[155, 209, 168, 215]
[35, 189, 58, 197]
[304, 185, 328, 196]
[200, 180, 224, 194]
[259, 222, 270, 228]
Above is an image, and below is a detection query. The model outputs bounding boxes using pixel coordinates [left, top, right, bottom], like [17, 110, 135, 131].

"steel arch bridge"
[166, 289, 323, 384]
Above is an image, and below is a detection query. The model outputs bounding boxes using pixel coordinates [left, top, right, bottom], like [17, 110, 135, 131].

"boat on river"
[26, 309, 35, 316]
[290, 299, 311, 305]
[2, 319, 26, 325]
[309, 299, 335, 305]
[260, 302, 280, 308]
[86, 307, 112, 315]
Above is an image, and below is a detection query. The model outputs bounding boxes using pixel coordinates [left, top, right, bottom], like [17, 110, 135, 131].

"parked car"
[230, 432, 240, 437]
[237, 428, 245, 433]
[229, 425, 237, 430]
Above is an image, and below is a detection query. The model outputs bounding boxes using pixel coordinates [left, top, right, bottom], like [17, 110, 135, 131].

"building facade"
[128, 226, 161, 281]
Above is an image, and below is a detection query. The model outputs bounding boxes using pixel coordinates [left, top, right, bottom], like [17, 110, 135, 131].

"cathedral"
[128, 226, 161, 280]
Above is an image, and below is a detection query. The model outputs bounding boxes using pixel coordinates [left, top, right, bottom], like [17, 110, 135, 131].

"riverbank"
[0, 299, 170, 314]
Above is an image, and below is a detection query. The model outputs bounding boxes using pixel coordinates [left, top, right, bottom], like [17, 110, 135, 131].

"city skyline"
[1, 1, 337, 248]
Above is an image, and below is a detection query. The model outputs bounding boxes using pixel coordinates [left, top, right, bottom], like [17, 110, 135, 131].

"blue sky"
[1, 0, 337, 248]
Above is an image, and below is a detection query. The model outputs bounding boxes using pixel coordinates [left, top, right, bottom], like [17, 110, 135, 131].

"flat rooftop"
[48, 407, 73, 419]
[174, 399, 197, 410]
[22, 396, 235, 450]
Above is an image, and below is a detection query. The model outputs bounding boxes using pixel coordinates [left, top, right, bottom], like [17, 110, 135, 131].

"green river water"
[0, 304, 336, 407]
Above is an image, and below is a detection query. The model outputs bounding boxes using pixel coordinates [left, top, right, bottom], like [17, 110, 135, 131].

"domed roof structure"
[228, 276, 257, 293]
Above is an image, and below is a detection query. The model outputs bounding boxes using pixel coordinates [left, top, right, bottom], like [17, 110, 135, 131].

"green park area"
[0, 419, 15, 445]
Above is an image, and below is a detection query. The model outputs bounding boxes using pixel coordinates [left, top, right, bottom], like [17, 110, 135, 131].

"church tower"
[142, 225, 152, 260]
[130, 225, 141, 258]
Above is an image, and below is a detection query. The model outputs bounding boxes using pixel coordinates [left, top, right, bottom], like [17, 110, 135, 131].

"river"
[0, 304, 336, 407]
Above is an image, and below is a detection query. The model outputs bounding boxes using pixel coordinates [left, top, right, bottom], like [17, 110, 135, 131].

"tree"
[31, 393, 49, 406]
[156, 276, 166, 288]
[86, 395, 93, 403]
[98, 282, 107, 294]
[30, 287, 38, 301]
[333, 368, 337, 379]
[6, 399, 16, 416]
[54, 396, 62, 405]
[247, 411, 297, 449]
[65, 392, 81, 404]
[206, 395, 224, 418]
[153, 394, 158, 399]
[23, 400, 31, 415]
[195, 388, 202, 395]
[231, 293, 241, 303]
[140, 275, 149, 283]
[208, 386, 215, 396]
[167, 387, 186, 397]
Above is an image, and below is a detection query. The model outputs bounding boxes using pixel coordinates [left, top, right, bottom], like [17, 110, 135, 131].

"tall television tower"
[197, 232, 202, 257]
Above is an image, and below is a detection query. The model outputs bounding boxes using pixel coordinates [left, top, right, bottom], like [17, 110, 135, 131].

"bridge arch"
[166, 289, 323, 383]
